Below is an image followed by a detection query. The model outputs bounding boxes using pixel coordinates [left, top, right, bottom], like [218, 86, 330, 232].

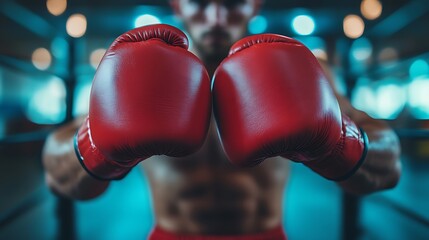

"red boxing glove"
[75, 24, 211, 180]
[212, 34, 367, 181]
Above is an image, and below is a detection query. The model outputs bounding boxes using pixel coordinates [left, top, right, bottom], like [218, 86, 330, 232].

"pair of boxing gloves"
[75, 24, 367, 181]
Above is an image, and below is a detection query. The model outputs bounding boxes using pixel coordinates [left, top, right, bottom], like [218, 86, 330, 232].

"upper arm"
[318, 59, 388, 130]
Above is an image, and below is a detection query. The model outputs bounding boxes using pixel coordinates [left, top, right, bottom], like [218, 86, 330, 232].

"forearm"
[339, 121, 401, 195]
[317, 61, 402, 194]
[42, 117, 109, 200]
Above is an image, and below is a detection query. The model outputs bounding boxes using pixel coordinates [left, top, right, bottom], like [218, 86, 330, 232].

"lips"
[203, 28, 230, 44]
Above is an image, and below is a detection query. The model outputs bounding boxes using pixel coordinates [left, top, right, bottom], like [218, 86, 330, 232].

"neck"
[204, 59, 222, 77]
[191, 47, 228, 76]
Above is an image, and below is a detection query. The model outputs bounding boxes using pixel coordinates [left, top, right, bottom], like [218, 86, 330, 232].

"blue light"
[73, 82, 92, 116]
[352, 78, 406, 120]
[51, 37, 68, 60]
[134, 14, 161, 28]
[409, 77, 429, 119]
[248, 15, 268, 34]
[26, 77, 66, 124]
[409, 59, 429, 79]
[292, 15, 315, 36]
[295, 36, 325, 51]
[294, 36, 328, 61]
[351, 37, 373, 61]
[375, 83, 407, 119]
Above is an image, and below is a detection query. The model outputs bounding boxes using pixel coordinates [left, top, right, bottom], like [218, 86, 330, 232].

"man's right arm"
[42, 24, 211, 200]
[42, 116, 110, 200]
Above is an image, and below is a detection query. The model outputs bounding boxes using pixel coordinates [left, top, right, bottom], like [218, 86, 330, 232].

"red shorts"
[148, 225, 287, 240]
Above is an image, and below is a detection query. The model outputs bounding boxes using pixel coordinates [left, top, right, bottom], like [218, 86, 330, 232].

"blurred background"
[0, 0, 429, 239]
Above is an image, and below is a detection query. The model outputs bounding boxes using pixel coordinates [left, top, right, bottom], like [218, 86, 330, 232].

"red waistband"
[148, 225, 287, 240]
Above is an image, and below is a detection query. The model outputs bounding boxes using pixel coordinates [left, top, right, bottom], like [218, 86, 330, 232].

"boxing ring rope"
[0, 129, 52, 144]
[0, 55, 63, 80]
[394, 129, 429, 139]
[370, 195, 429, 228]
[343, 190, 429, 240]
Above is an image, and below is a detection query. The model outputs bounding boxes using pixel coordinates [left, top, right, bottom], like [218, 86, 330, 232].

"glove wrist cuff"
[305, 115, 368, 181]
[74, 117, 131, 181]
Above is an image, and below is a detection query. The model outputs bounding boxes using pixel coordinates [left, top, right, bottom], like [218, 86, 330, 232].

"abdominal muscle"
[140, 129, 290, 235]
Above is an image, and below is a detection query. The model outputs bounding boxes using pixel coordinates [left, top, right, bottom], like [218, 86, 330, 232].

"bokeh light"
[409, 59, 429, 79]
[343, 15, 365, 39]
[312, 48, 328, 61]
[26, 77, 66, 124]
[352, 78, 406, 119]
[377, 47, 399, 62]
[50, 37, 68, 60]
[248, 15, 268, 34]
[408, 77, 429, 119]
[292, 15, 316, 36]
[351, 37, 373, 61]
[66, 13, 87, 38]
[90, 48, 106, 69]
[73, 82, 92, 116]
[134, 14, 161, 28]
[31, 48, 52, 70]
[361, 0, 382, 20]
[46, 0, 67, 16]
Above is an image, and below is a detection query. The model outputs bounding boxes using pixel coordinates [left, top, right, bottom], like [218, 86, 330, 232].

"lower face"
[177, 0, 258, 59]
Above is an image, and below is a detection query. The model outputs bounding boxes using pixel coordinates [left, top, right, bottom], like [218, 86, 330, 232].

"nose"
[205, 3, 228, 27]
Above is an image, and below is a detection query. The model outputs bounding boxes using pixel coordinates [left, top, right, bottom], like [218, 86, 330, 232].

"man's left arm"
[320, 61, 402, 195]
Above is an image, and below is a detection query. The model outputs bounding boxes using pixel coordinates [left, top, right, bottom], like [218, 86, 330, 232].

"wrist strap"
[74, 117, 131, 180]
[304, 117, 369, 181]
[330, 128, 368, 181]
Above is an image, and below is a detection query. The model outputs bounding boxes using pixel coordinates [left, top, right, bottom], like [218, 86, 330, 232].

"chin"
[202, 45, 230, 60]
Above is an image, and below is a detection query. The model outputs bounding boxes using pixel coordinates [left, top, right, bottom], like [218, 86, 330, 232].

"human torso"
[141, 120, 290, 235]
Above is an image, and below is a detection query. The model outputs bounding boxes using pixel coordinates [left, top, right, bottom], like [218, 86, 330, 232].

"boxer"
[43, 0, 401, 239]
